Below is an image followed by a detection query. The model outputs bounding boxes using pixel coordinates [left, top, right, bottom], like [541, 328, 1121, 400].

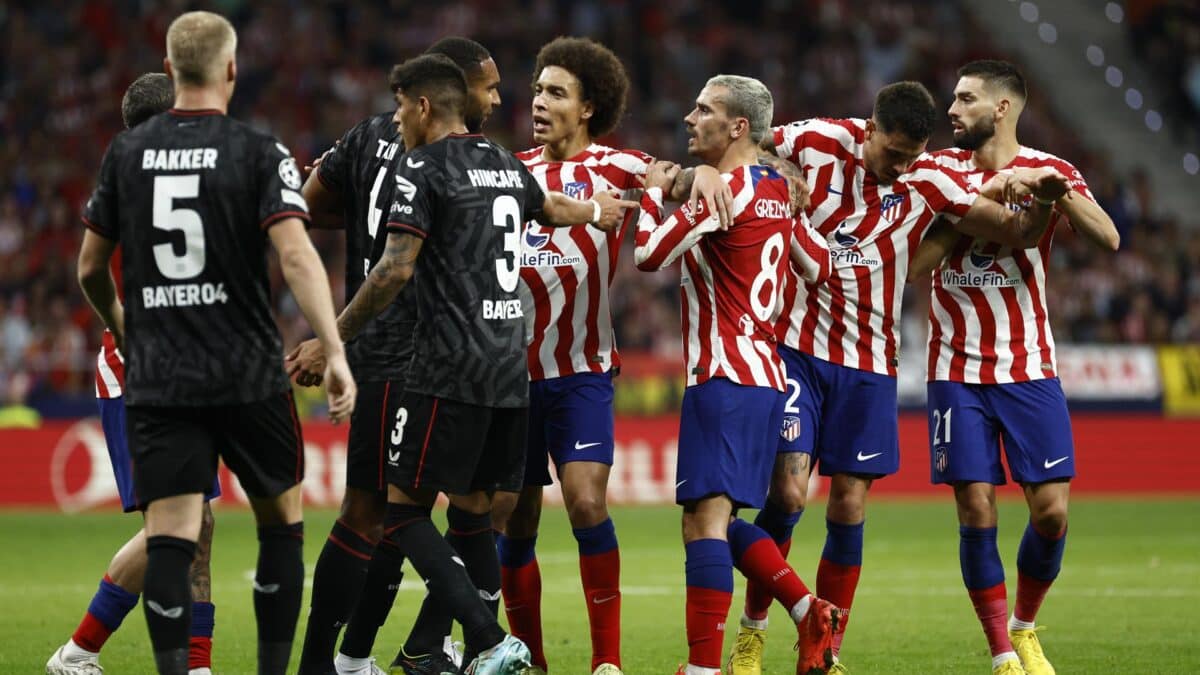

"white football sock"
[1009, 614, 1036, 631]
[62, 639, 99, 661]
[992, 651, 1019, 669]
[741, 613, 769, 630]
[334, 653, 370, 673]
[789, 594, 814, 624]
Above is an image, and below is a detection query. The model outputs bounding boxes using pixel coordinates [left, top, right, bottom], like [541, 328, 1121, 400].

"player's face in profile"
[863, 120, 927, 184]
[531, 66, 589, 145]
[684, 85, 733, 162]
[949, 76, 996, 151]
[395, 91, 425, 149]
[465, 58, 502, 133]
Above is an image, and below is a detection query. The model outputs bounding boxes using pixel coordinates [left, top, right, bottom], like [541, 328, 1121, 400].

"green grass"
[3, 499, 1198, 674]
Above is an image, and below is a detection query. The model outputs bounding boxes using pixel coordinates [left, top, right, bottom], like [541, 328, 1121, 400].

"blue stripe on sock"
[754, 501, 803, 544]
[959, 525, 1005, 590]
[1017, 521, 1066, 582]
[88, 577, 139, 631]
[821, 520, 864, 567]
[190, 601, 215, 638]
[496, 534, 537, 568]
[572, 517, 618, 556]
[726, 518, 770, 563]
[684, 539, 734, 592]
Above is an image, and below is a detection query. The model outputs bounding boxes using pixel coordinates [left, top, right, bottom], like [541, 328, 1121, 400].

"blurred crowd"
[1, 0, 1197, 404]
[1125, 0, 1200, 145]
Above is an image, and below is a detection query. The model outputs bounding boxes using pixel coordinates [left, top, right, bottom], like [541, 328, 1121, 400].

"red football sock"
[736, 538, 809, 614]
[501, 559, 546, 669]
[686, 586, 732, 669]
[968, 582, 1013, 656]
[1013, 571, 1055, 625]
[744, 538, 791, 621]
[71, 613, 114, 653]
[816, 558, 861, 654]
[188, 636, 212, 670]
[580, 548, 621, 669]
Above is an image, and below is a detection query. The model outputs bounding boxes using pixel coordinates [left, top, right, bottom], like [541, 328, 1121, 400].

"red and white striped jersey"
[516, 144, 652, 381]
[925, 146, 1094, 384]
[95, 250, 124, 399]
[772, 118, 979, 376]
[634, 164, 801, 391]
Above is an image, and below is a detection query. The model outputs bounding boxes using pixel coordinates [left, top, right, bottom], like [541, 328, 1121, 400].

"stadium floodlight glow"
[1185, 153, 1199, 176]
[1087, 45, 1105, 66]
[1125, 88, 1143, 109]
[1038, 23, 1058, 44]
[1019, 1, 1039, 22]
[1105, 66, 1123, 87]
[1105, 2, 1124, 23]
[1145, 110, 1163, 131]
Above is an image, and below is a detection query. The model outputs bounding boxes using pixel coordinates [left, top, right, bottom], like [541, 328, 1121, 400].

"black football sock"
[144, 535, 196, 675]
[446, 505, 502, 658]
[298, 520, 376, 673]
[254, 522, 305, 675]
[384, 503, 505, 654]
[400, 582, 455, 660]
[339, 536, 404, 658]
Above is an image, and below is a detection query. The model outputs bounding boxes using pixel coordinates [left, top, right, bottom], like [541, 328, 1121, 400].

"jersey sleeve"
[315, 122, 361, 193]
[633, 186, 722, 271]
[384, 152, 437, 239]
[790, 213, 831, 284]
[258, 137, 312, 229]
[521, 162, 547, 223]
[81, 143, 120, 241]
[770, 118, 858, 167]
[906, 158, 979, 223]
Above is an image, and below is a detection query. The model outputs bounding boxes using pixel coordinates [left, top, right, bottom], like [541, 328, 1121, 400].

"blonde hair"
[705, 74, 774, 144]
[166, 11, 237, 86]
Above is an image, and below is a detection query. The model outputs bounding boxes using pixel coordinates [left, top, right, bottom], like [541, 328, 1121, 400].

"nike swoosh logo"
[146, 600, 184, 618]
[253, 581, 280, 594]
[1044, 457, 1069, 469]
[406, 157, 425, 169]
[575, 441, 602, 450]
[827, 187, 843, 195]
[675, 479, 688, 488]
[593, 594, 618, 604]
[856, 451, 883, 461]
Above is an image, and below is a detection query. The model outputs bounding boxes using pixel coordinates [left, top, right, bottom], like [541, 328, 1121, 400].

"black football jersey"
[385, 134, 546, 408]
[317, 111, 415, 382]
[82, 109, 308, 406]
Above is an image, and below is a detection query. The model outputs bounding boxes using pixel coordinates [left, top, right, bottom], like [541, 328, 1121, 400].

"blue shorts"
[99, 397, 221, 512]
[927, 378, 1075, 486]
[776, 346, 899, 477]
[675, 377, 783, 509]
[523, 372, 615, 486]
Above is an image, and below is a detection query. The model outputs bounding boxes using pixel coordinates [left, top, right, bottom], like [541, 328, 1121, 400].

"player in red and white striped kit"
[48, 73, 219, 675]
[637, 74, 841, 675]
[727, 82, 1071, 675]
[910, 61, 1118, 675]
[485, 38, 648, 675]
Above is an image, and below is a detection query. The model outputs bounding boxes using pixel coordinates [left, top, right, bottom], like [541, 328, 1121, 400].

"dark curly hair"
[533, 36, 629, 138]
[390, 54, 468, 119]
[873, 81, 937, 142]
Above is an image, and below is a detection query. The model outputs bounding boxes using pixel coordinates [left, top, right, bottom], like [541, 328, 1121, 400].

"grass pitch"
[3, 498, 1198, 674]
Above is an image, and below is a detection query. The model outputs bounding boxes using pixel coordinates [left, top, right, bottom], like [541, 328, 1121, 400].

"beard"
[953, 116, 996, 150]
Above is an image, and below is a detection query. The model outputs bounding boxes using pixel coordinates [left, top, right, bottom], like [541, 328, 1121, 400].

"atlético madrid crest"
[780, 416, 802, 442]
[880, 193, 905, 223]
[935, 446, 949, 473]
[563, 181, 590, 200]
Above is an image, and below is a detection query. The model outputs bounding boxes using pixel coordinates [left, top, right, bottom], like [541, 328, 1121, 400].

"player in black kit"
[75, 12, 355, 675]
[290, 37, 505, 675]
[326, 54, 635, 675]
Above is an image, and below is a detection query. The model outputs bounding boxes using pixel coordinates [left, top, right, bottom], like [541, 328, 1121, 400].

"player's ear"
[580, 100, 594, 121]
[995, 97, 1010, 121]
[164, 58, 174, 82]
[864, 117, 876, 140]
[227, 56, 237, 84]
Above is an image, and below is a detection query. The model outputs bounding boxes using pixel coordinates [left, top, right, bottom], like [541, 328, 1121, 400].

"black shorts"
[387, 393, 527, 496]
[127, 391, 304, 504]
[345, 379, 405, 493]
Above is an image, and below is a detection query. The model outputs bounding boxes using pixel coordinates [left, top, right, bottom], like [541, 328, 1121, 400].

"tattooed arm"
[336, 231, 423, 342]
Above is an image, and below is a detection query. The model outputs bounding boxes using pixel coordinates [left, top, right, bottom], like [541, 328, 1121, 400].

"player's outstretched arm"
[953, 169, 1070, 249]
[539, 191, 638, 232]
[269, 216, 356, 422]
[634, 161, 723, 271]
[908, 222, 963, 281]
[1053, 184, 1120, 251]
[77, 230, 124, 349]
